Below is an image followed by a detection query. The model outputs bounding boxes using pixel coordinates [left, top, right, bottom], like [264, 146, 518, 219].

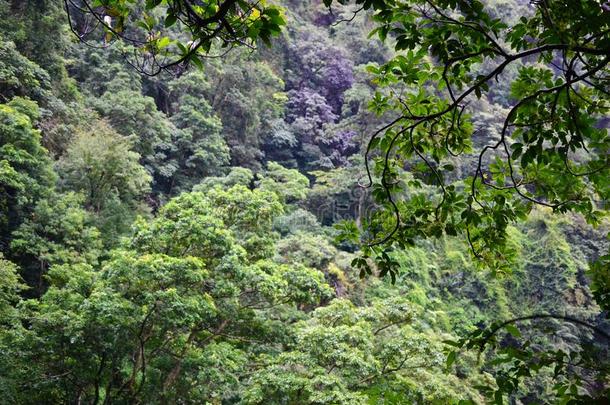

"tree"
[10, 192, 102, 295]
[58, 120, 151, 243]
[64, 0, 286, 75]
[328, 0, 609, 276]
[277, 231, 337, 270]
[194, 185, 284, 261]
[163, 94, 229, 195]
[201, 56, 288, 169]
[285, 87, 339, 169]
[0, 98, 55, 254]
[59, 121, 151, 212]
[0, 254, 24, 325]
[0, 39, 52, 103]
[161, 57, 288, 170]
[90, 78, 174, 183]
[0, 0, 71, 92]
[0, 254, 27, 402]
[1, 186, 331, 403]
[243, 297, 477, 404]
[53, 0, 610, 400]
[322, 1, 610, 399]
[90, 0, 608, 276]
[258, 161, 310, 204]
[197, 166, 255, 189]
[285, 29, 355, 114]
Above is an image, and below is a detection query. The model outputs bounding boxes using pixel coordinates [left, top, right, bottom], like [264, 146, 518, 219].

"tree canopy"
[0, 0, 608, 403]
[65, 0, 609, 273]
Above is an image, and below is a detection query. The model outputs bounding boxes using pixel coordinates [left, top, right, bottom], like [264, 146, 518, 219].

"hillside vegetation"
[0, 0, 608, 403]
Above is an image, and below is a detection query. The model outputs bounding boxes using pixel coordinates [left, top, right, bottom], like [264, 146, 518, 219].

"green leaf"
[505, 324, 521, 338]
[446, 351, 457, 368]
[164, 14, 177, 28]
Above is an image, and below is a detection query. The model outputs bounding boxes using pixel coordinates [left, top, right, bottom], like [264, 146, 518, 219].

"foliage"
[329, 0, 609, 280]
[162, 94, 229, 195]
[285, 29, 354, 113]
[244, 298, 478, 404]
[274, 208, 323, 236]
[10, 192, 102, 294]
[59, 121, 151, 212]
[65, 0, 287, 75]
[197, 166, 255, 190]
[0, 39, 52, 102]
[1, 186, 331, 403]
[0, 1, 607, 403]
[58, 120, 151, 243]
[0, 254, 24, 324]
[590, 251, 610, 314]
[198, 56, 287, 169]
[90, 78, 174, 184]
[258, 161, 310, 204]
[0, 0, 71, 90]
[0, 98, 55, 253]
[446, 314, 610, 404]
[321, 3, 610, 395]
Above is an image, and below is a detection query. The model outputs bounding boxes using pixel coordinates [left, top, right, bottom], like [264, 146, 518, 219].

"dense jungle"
[0, 0, 609, 403]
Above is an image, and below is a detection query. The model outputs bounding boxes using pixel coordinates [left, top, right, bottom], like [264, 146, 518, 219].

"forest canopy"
[0, 0, 609, 404]
[66, 0, 610, 273]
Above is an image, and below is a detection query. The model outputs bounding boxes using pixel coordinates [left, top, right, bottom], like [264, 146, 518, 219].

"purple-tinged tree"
[284, 88, 339, 169]
[286, 30, 354, 113]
